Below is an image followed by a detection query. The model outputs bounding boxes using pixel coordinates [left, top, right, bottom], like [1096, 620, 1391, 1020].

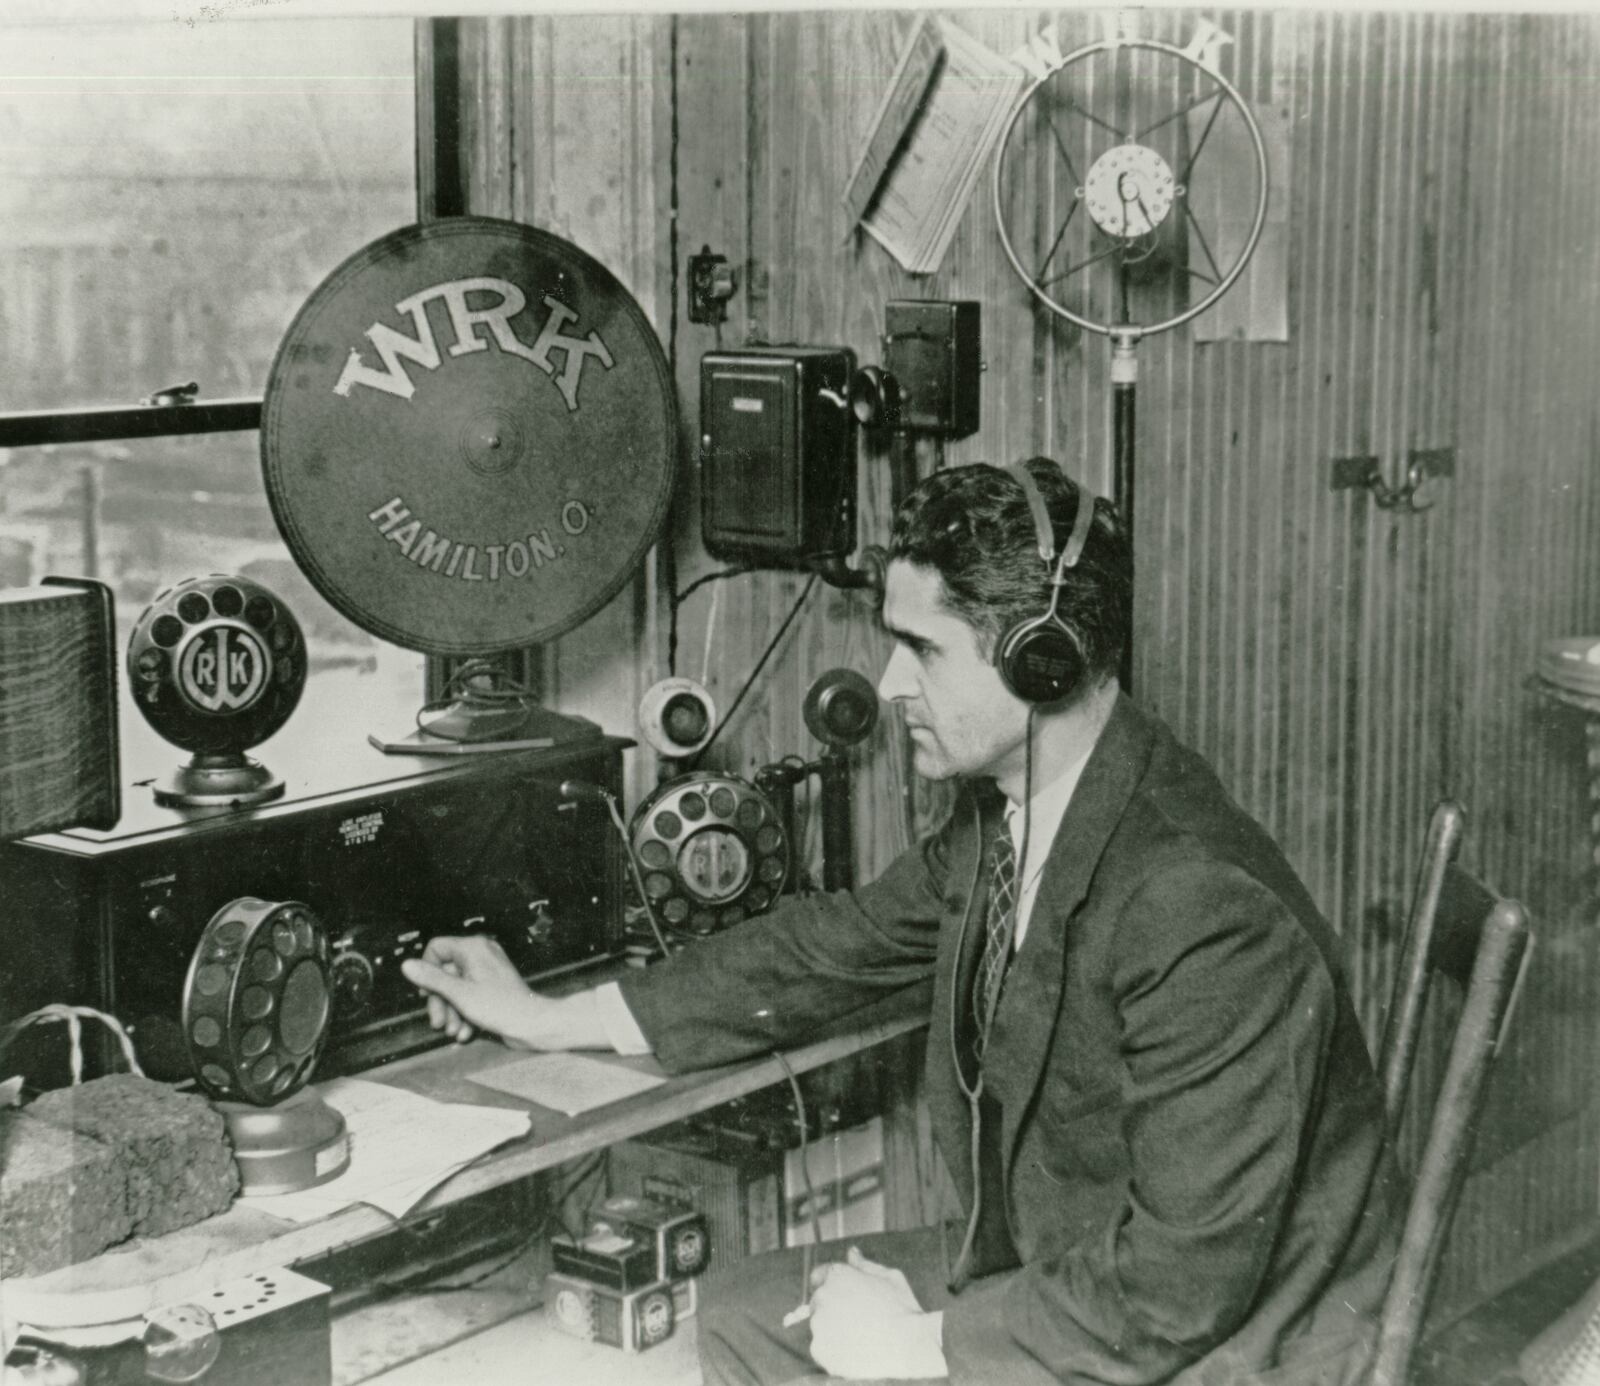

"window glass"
[0, 15, 422, 735]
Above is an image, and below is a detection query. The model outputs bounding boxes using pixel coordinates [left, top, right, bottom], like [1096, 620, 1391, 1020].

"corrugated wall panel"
[455, 5, 1600, 1314]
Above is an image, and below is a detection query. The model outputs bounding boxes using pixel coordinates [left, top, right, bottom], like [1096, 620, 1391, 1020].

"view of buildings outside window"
[0, 13, 422, 757]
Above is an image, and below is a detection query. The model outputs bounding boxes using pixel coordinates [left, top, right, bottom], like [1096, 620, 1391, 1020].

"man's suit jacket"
[620, 695, 1402, 1385]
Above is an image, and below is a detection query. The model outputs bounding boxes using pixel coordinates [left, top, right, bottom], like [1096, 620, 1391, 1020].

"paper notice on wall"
[841, 14, 943, 230]
[858, 19, 1026, 276]
[1189, 82, 1290, 341]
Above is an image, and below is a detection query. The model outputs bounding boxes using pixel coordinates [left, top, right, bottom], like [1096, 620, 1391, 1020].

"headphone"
[992, 461, 1097, 704]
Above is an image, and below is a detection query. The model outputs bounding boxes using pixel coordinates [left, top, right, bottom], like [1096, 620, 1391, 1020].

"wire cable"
[545, 1148, 611, 1242]
[373, 1223, 540, 1297]
[690, 573, 820, 770]
[370, 1150, 610, 1297]
[414, 658, 537, 742]
[774, 1049, 823, 1314]
[668, 566, 749, 676]
[946, 711, 1035, 1291]
[603, 793, 674, 960]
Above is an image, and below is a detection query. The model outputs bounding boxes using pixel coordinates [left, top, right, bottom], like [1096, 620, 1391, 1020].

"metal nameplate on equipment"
[261, 217, 677, 656]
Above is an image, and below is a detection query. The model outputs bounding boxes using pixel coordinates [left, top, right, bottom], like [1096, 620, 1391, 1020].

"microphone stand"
[755, 747, 858, 895]
[817, 748, 854, 892]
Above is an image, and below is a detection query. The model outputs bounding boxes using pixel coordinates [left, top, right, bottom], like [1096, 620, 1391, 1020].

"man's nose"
[877, 644, 914, 703]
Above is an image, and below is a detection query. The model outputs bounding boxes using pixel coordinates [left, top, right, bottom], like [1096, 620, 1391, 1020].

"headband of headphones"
[1005, 461, 1095, 588]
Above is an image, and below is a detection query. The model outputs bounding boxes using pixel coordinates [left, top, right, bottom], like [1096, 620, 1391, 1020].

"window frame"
[0, 18, 486, 705]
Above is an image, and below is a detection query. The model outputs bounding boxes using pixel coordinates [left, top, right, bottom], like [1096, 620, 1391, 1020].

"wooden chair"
[1365, 801, 1535, 1386]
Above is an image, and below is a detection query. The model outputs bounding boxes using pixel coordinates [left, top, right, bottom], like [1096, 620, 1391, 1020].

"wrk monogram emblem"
[178, 626, 270, 713]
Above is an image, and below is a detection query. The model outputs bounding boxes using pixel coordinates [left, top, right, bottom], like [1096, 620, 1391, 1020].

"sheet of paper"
[1188, 102, 1289, 342]
[1191, 31, 1292, 343]
[246, 1077, 530, 1224]
[841, 14, 943, 229]
[861, 19, 1025, 275]
[473, 1052, 666, 1117]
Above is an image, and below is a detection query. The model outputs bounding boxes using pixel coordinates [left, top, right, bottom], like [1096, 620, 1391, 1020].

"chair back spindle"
[1364, 802, 1534, 1386]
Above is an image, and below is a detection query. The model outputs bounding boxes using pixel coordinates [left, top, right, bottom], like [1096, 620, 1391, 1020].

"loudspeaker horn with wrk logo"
[126, 573, 307, 807]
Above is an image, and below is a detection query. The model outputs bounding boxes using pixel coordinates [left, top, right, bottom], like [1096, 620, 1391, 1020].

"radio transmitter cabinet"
[0, 729, 630, 1086]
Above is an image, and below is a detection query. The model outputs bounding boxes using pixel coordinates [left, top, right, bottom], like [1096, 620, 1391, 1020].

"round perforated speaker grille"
[182, 897, 333, 1106]
[126, 572, 306, 754]
[628, 772, 789, 934]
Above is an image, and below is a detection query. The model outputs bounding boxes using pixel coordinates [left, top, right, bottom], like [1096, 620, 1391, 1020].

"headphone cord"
[947, 708, 1036, 1291]
[774, 1049, 825, 1316]
[943, 800, 986, 1291]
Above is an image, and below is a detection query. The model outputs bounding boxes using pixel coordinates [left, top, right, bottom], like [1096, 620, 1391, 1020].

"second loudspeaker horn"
[639, 677, 716, 757]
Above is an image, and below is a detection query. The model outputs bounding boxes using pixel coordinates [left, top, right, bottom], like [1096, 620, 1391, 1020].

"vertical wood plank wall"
[452, 8, 1600, 1313]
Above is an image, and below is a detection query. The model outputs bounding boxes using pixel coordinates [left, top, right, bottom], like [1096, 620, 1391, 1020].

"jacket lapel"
[981, 694, 1156, 1162]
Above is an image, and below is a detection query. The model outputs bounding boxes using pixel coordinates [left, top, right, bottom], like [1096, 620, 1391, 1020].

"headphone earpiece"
[993, 462, 1096, 704]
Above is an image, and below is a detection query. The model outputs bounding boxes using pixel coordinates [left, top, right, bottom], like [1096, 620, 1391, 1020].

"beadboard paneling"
[450, 8, 1600, 1311]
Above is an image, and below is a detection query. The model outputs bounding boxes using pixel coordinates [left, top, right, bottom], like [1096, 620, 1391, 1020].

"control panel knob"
[524, 900, 555, 947]
[330, 951, 376, 1019]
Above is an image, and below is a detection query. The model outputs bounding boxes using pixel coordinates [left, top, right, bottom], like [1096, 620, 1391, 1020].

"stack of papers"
[859, 20, 1026, 275]
[247, 1077, 530, 1224]
[473, 1052, 666, 1117]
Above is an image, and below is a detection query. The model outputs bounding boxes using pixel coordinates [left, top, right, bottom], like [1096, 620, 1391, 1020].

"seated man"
[402, 459, 1400, 1386]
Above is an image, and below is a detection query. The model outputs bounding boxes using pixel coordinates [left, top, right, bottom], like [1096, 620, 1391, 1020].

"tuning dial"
[330, 951, 376, 1019]
[524, 900, 555, 947]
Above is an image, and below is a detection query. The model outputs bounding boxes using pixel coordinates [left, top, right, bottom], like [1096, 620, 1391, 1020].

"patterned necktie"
[973, 824, 1017, 1060]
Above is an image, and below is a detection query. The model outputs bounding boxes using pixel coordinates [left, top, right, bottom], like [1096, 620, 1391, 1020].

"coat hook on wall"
[1330, 447, 1455, 513]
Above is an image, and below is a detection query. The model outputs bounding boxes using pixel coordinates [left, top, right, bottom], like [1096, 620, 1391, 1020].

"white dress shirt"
[592, 746, 1092, 1056]
[1004, 743, 1091, 951]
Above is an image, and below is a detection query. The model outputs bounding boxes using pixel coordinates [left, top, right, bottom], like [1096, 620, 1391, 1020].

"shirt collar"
[1003, 742, 1093, 888]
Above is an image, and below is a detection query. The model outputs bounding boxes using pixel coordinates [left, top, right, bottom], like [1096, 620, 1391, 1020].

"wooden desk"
[1, 987, 930, 1334]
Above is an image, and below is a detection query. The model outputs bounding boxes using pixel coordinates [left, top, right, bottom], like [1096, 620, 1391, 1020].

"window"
[0, 13, 423, 754]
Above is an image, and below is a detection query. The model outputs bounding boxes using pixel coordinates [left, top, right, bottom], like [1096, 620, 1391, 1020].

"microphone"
[125, 572, 307, 807]
[803, 668, 879, 749]
[638, 677, 716, 757]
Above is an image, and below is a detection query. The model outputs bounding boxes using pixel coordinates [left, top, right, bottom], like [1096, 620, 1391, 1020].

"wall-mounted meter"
[699, 346, 857, 566]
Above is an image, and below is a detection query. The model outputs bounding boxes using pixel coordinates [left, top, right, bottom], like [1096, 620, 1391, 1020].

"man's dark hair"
[886, 457, 1132, 689]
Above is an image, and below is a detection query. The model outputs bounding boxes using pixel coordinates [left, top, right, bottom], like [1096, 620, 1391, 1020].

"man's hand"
[400, 935, 606, 1051]
[805, 1246, 947, 1380]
